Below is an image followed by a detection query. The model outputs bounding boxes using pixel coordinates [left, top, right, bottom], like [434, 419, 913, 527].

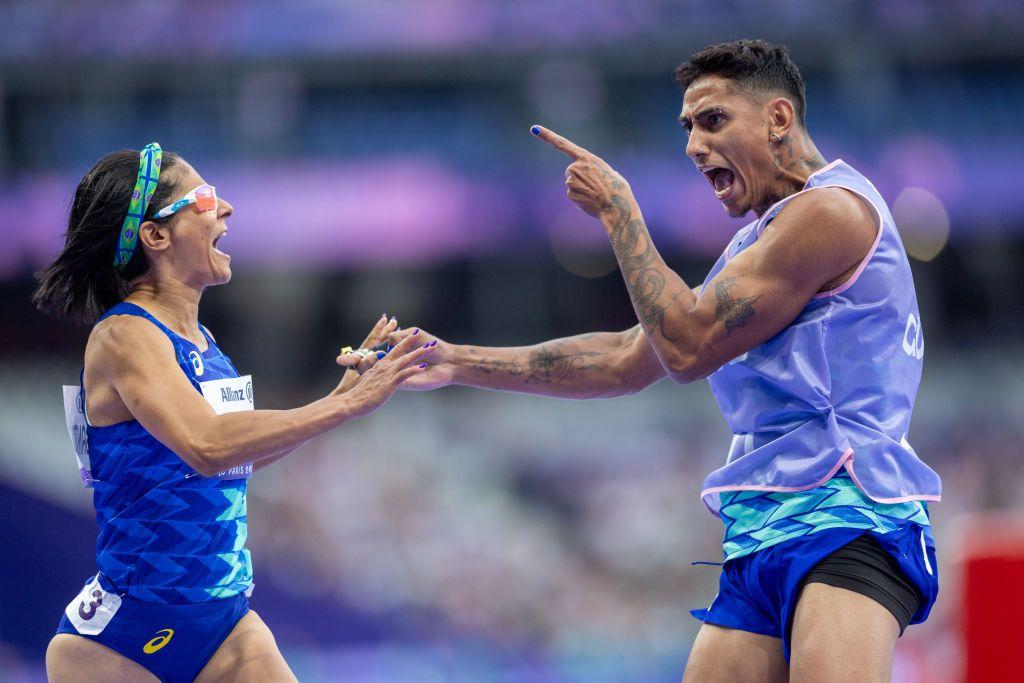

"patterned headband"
[113, 142, 163, 268]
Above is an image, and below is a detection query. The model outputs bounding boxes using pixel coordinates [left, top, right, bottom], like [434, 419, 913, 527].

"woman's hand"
[344, 330, 437, 416]
[386, 327, 456, 391]
[334, 314, 399, 394]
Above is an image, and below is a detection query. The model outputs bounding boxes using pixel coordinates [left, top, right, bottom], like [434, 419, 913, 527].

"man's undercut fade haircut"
[675, 39, 808, 126]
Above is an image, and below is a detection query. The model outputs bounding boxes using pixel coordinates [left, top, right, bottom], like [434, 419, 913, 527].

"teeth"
[709, 168, 735, 198]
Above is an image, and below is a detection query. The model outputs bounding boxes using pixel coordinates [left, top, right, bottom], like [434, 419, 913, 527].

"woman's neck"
[126, 277, 205, 346]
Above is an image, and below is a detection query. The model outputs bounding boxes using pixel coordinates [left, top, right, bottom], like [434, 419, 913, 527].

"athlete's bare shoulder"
[85, 312, 179, 424]
[87, 313, 175, 378]
[756, 186, 877, 290]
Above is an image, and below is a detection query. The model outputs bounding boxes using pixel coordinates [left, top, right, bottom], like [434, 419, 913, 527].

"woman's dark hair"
[32, 149, 182, 323]
[675, 39, 808, 126]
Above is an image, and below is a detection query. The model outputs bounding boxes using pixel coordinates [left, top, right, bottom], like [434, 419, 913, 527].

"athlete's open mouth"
[212, 230, 228, 256]
[701, 167, 736, 200]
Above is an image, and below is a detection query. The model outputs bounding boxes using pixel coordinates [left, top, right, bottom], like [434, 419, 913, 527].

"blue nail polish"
[530, 125, 541, 136]
[422, 343, 430, 348]
[419, 363, 427, 368]
[413, 328, 420, 335]
[377, 351, 386, 359]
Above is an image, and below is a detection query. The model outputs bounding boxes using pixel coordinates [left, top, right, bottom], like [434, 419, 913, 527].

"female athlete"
[34, 143, 435, 682]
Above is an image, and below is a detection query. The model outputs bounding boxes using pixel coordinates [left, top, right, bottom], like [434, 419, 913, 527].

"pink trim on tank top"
[701, 449, 853, 516]
[700, 448, 941, 515]
[755, 159, 844, 237]
[746, 162, 884, 299]
[811, 184, 884, 298]
[844, 459, 942, 504]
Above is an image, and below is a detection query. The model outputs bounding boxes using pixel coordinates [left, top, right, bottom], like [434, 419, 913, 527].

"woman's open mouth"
[212, 231, 229, 257]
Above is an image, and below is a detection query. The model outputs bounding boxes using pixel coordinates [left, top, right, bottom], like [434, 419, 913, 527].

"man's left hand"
[531, 124, 634, 219]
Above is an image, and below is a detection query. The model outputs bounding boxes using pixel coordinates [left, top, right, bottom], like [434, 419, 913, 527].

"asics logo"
[143, 628, 174, 654]
[902, 312, 924, 360]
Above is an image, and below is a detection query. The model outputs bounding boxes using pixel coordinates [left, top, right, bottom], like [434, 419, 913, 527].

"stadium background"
[1, 1, 1022, 681]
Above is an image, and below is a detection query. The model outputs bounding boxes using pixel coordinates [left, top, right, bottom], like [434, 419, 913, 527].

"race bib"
[199, 375, 254, 480]
[200, 375, 254, 415]
[62, 386, 93, 488]
[65, 575, 121, 636]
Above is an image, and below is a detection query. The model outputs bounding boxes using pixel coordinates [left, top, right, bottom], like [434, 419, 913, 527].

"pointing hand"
[531, 124, 634, 218]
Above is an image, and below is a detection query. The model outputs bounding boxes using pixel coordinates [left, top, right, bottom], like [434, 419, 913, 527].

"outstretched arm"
[256, 315, 400, 471]
[532, 126, 877, 383]
[88, 320, 434, 476]
[386, 325, 666, 399]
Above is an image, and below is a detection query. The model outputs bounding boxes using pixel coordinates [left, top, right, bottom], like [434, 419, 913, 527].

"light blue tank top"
[84, 302, 253, 604]
[699, 160, 941, 516]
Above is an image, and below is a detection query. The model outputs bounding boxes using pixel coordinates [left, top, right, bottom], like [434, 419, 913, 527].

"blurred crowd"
[3, 352, 1022, 680]
[2, 1, 1023, 680]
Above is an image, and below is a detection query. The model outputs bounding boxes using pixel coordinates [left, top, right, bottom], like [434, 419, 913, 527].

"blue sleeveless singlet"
[83, 302, 253, 604]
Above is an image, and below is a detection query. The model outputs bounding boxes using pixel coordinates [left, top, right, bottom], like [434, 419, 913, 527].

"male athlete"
[385, 40, 941, 681]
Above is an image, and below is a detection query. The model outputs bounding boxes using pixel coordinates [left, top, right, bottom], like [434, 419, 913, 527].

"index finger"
[385, 328, 423, 359]
[530, 125, 588, 159]
[387, 328, 417, 346]
[358, 314, 389, 347]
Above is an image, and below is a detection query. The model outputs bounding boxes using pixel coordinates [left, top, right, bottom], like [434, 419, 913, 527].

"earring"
[771, 132, 783, 143]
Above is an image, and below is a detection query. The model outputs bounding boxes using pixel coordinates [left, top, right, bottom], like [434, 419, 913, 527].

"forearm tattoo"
[603, 194, 685, 341]
[467, 338, 605, 385]
[713, 277, 761, 333]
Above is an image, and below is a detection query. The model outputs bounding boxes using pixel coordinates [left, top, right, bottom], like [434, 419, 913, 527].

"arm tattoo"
[603, 193, 684, 341]
[468, 338, 605, 385]
[713, 277, 761, 333]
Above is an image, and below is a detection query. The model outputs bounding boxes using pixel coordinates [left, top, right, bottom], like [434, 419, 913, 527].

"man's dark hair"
[675, 39, 807, 126]
[32, 149, 182, 323]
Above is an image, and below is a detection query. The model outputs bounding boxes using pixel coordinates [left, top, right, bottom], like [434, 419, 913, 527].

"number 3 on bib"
[64, 575, 121, 635]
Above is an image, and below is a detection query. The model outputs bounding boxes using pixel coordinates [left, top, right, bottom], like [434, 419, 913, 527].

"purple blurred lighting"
[3, 135, 1023, 277]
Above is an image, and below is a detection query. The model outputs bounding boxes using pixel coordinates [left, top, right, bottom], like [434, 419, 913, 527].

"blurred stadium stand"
[1, 1, 1022, 680]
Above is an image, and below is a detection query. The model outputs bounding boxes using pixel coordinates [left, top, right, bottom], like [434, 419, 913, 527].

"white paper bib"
[199, 375, 255, 479]
[64, 574, 122, 635]
[62, 385, 93, 488]
[62, 375, 255, 485]
[199, 375, 254, 415]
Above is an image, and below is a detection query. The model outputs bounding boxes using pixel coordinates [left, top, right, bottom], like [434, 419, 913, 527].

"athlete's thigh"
[195, 609, 296, 683]
[46, 634, 158, 683]
[789, 582, 899, 683]
[682, 624, 788, 683]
